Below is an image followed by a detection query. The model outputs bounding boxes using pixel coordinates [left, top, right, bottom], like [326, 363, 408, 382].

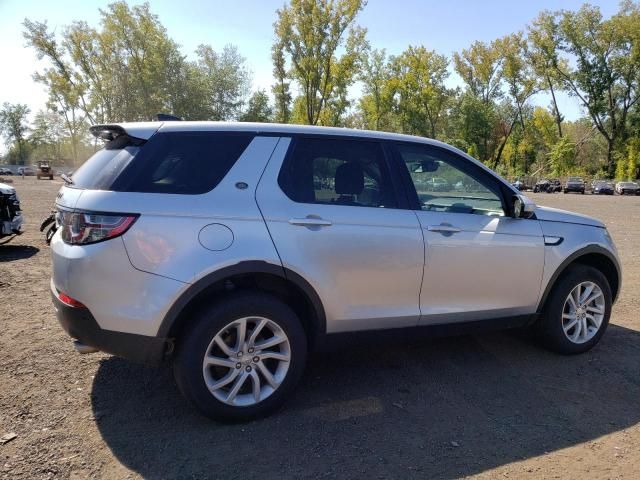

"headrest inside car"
[335, 162, 364, 195]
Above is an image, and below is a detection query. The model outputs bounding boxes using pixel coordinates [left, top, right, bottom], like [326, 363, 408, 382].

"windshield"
[568, 177, 582, 182]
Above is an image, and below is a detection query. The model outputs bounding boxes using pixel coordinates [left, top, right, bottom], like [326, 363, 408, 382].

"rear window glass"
[71, 135, 143, 190]
[72, 132, 254, 194]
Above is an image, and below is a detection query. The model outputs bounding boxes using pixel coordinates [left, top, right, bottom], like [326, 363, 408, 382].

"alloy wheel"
[562, 281, 605, 344]
[202, 317, 291, 406]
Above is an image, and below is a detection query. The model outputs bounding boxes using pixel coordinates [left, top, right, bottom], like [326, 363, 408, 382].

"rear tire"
[536, 265, 612, 354]
[173, 292, 307, 421]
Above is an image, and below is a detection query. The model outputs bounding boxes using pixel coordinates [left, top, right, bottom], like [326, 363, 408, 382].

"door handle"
[289, 217, 333, 227]
[427, 224, 461, 234]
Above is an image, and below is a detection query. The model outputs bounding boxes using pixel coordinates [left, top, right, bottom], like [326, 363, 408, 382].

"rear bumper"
[52, 281, 168, 365]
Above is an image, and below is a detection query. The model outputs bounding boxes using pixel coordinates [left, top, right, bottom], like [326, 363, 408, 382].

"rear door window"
[278, 137, 398, 208]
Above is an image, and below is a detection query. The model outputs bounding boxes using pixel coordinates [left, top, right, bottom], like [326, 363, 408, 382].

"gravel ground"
[1, 178, 639, 480]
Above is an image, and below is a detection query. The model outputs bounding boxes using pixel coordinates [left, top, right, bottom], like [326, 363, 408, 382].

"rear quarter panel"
[71, 136, 284, 284]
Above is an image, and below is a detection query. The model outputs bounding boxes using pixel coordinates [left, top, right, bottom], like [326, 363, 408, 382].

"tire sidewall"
[174, 292, 308, 421]
[540, 265, 612, 354]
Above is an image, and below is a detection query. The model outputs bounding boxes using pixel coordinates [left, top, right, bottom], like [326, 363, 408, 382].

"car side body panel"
[416, 212, 545, 324]
[70, 136, 282, 284]
[50, 234, 186, 336]
[536, 219, 620, 309]
[256, 137, 425, 334]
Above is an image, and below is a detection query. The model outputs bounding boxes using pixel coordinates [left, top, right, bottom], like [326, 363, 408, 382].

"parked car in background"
[424, 177, 449, 191]
[17, 166, 36, 176]
[36, 161, 54, 180]
[548, 179, 562, 193]
[591, 181, 614, 195]
[51, 121, 621, 421]
[564, 177, 585, 194]
[0, 181, 23, 239]
[533, 179, 550, 193]
[0, 167, 13, 176]
[512, 179, 525, 191]
[615, 181, 640, 195]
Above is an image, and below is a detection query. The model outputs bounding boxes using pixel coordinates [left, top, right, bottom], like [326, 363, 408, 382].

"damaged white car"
[0, 182, 23, 240]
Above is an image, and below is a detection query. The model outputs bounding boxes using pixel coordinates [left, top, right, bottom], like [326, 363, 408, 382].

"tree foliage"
[13, 0, 640, 180]
[241, 90, 274, 122]
[273, 0, 367, 125]
[0, 103, 30, 164]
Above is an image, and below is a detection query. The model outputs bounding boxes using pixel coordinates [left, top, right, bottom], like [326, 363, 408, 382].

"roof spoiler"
[89, 122, 162, 141]
[89, 124, 127, 141]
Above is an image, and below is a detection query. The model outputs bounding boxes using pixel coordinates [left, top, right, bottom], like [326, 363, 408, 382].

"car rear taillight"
[59, 211, 138, 245]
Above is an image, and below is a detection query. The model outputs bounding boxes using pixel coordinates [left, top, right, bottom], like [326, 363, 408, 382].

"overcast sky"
[0, 0, 620, 140]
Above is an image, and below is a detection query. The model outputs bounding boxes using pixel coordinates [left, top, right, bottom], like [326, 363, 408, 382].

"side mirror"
[512, 194, 536, 219]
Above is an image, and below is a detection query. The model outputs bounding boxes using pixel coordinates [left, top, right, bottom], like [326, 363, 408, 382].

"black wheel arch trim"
[537, 244, 620, 313]
[156, 260, 327, 342]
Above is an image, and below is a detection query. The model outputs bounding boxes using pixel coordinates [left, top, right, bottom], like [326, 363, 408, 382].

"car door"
[392, 142, 545, 325]
[256, 136, 424, 333]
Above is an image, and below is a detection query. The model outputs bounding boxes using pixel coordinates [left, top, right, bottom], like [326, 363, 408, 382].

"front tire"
[173, 292, 308, 421]
[536, 265, 612, 354]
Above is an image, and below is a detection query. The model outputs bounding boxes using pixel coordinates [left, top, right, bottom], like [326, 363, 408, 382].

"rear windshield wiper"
[60, 173, 74, 185]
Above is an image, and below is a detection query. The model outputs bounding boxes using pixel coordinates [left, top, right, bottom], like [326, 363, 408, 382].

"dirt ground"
[1, 178, 639, 480]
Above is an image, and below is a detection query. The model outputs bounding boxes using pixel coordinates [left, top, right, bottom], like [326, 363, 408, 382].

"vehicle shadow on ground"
[92, 324, 640, 479]
[0, 244, 39, 262]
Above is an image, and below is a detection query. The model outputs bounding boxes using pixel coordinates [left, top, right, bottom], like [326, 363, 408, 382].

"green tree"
[551, 4, 640, 175]
[30, 110, 67, 164]
[0, 103, 31, 165]
[387, 46, 451, 138]
[528, 10, 567, 138]
[548, 136, 576, 176]
[24, 1, 251, 126]
[272, 39, 292, 123]
[196, 44, 251, 120]
[453, 40, 503, 162]
[273, 0, 367, 125]
[241, 90, 274, 122]
[358, 48, 393, 130]
[627, 141, 639, 179]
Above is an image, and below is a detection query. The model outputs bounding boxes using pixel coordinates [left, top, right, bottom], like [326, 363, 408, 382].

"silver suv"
[51, 122, 621, 420]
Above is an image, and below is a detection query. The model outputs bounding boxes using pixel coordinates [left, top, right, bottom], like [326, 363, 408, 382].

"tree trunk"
[547, 77, 563, 138]
[17, 139, 24, 165]
[607, 139, 616, 178]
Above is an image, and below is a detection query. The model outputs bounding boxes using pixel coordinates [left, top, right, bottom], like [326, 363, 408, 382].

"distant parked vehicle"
[591, 181, 614, 195]
[425, 177, 449, 191]
[36, 161, 54, 180]
[0, 181, 23, 240]
[533, 179, 558, 193]
[0, 168, 13, 176]
[17, 167, 36, 176]
[564, 177, 585, 194]
[512, 180, 525, 191]
[548, 179, 562, 193]
[615, 181, 640, 195]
